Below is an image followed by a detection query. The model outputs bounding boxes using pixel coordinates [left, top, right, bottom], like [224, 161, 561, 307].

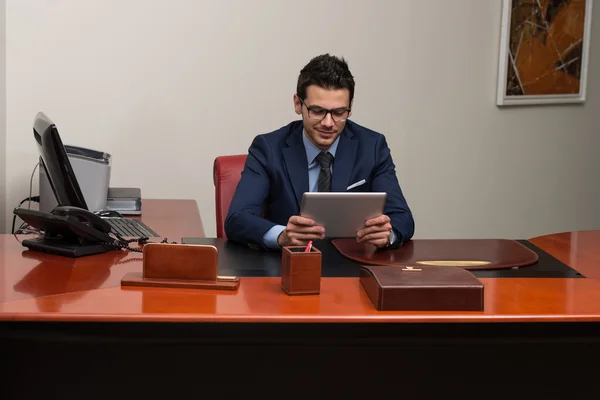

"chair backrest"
[213, 154, 247, 238]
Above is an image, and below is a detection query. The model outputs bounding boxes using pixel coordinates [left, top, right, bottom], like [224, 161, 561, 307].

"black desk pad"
[181, 238, 584, 278]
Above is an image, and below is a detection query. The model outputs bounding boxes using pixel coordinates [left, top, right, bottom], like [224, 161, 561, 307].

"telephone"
[13, 205, 141, 257]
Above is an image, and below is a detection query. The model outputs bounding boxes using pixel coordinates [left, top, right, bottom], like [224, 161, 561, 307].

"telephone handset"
[52, 205, 113, 242]
[55, 206, 115, 244]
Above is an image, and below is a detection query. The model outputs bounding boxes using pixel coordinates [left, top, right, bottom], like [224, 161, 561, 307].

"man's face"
[294, 85, 352, 150]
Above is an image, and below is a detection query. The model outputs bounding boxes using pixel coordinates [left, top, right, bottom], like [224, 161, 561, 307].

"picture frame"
[496, 0, 594, 106]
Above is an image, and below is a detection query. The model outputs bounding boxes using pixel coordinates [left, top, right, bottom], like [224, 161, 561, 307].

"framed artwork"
[496, 0, 594, 106]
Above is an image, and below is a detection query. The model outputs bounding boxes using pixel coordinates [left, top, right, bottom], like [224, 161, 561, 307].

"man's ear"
[349, 99, 354, 118]
[293, 94, 302, 115]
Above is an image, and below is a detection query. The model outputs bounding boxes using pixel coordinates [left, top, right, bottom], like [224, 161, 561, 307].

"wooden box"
[121, 243, 239, 290]
[281, 246, 322, 295]
[359, 264, 484, 311]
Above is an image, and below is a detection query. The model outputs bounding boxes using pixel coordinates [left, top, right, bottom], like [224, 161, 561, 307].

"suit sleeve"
[372, 135, 415, 248]
[224, 135, 279, 250]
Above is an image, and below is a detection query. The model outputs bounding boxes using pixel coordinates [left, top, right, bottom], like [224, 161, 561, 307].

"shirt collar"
[302, 129, 340, 165]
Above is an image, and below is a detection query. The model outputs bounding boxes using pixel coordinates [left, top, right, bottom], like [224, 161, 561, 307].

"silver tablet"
[300, 192, 387, 238]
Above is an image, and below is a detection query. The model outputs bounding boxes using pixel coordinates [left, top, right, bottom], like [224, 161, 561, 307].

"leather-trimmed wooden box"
[121, 243, 239, 290]
[281, 246, 322, 295]
[359, 264, 484, 311]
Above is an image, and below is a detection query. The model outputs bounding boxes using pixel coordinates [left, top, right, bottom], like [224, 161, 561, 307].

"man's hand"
[357, 215, 392, 248]
[277, 216, 325, 247]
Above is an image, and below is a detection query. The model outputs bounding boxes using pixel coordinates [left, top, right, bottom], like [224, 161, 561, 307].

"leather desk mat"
[332, 238, 538, 270]
[181, 238, 584, 278]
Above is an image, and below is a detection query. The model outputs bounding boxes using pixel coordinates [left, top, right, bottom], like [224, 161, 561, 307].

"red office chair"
[213, 154, 247, 238]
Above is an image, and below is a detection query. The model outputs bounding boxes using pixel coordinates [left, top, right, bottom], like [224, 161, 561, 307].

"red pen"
[304, 240, 313, 253]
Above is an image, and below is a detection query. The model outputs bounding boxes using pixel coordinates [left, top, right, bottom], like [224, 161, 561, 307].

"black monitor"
[33, 111, 89, 210]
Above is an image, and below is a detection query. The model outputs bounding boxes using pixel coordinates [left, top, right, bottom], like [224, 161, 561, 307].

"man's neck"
[302, 131, 329, 151]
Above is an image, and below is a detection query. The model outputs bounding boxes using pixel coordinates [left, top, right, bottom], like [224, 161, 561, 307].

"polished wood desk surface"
[1, 199, 599, 323]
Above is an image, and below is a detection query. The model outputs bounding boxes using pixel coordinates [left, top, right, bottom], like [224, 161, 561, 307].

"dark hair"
[296, 54, 355, 103]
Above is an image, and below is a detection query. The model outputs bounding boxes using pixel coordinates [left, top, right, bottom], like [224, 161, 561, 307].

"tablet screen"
[300, 192, 386, 238]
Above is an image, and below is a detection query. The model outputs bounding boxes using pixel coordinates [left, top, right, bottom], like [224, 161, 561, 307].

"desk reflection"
[14, 250, 137, 312]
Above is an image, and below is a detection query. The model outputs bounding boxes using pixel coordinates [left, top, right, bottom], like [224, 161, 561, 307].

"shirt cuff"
[389, 229, 397, 247]
[263, 225, 286, 249]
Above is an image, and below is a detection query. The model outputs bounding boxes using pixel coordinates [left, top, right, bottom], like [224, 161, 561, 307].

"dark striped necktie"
[316, 151, 334, 192]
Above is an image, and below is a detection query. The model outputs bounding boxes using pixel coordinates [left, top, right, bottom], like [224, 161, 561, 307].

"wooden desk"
[130, 197, 205, 239]
[1, 229, 600, 322]
[1, 202, 599, 398]
[0, 198, 204, 306]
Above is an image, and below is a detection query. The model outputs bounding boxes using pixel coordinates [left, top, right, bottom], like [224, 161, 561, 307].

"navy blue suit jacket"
[225, 120, 415, 251]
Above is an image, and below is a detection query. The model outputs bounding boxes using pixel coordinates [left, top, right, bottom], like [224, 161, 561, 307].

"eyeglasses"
[299, 98, 351, 122]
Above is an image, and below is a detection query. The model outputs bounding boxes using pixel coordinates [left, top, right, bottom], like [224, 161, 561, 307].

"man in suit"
[225, 54, 414, 251]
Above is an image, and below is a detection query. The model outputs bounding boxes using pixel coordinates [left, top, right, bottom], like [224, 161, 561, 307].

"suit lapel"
[331, 129, 357, 192]
[282, 126, 309, 208]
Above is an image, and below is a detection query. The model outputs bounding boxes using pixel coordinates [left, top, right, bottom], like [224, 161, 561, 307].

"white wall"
[0, 0, 5, 234]
[4, 0, 600, 239]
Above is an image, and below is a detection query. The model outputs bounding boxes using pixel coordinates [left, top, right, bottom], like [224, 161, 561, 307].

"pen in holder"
[281, 245, 322, 295]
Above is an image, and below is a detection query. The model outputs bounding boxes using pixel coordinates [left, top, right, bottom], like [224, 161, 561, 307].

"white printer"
[39, 145, 111, 213]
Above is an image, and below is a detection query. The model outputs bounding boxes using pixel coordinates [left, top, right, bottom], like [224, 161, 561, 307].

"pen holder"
[281, 246, 322, 295]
